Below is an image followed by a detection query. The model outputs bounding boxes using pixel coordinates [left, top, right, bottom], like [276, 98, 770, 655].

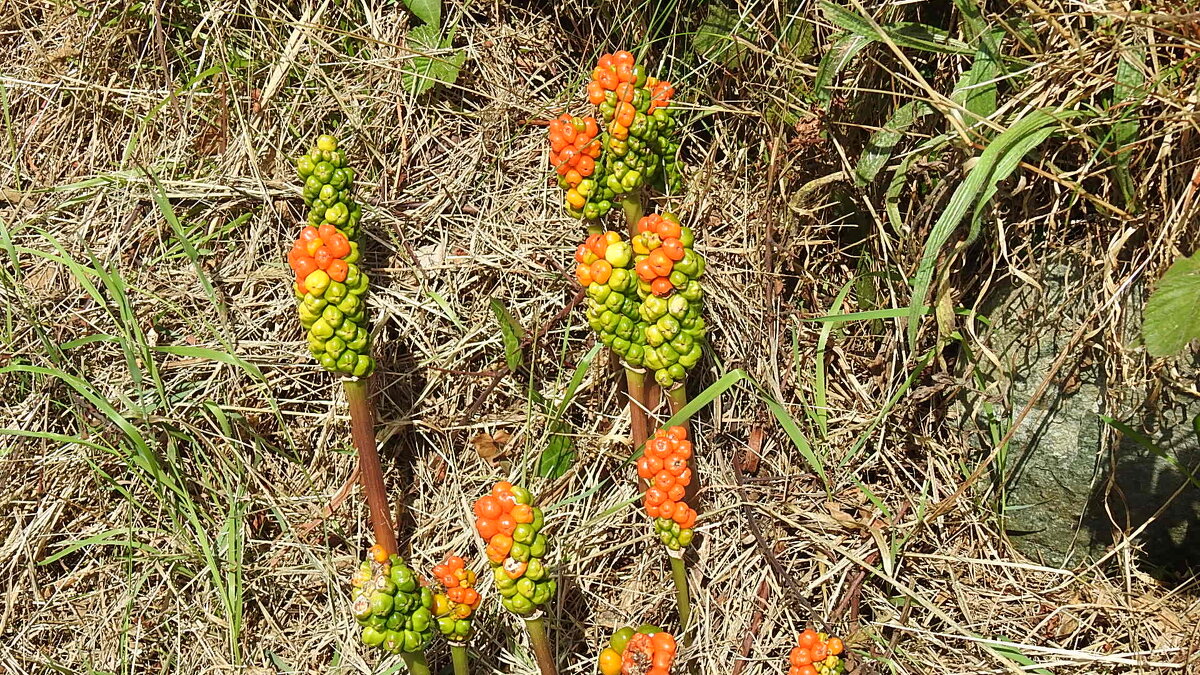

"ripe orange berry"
[827, 637, 844, 656]
[798, 629, 818, 647]
[651, 277, 674, 296]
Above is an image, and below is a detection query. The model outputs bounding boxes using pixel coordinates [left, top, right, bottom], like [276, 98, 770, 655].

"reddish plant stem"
[625, 367, 651, 490]
[666, 383, 689, 434]
[343, 377, 398, 555]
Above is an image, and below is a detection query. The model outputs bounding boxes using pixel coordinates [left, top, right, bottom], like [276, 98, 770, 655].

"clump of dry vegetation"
[0, 0, 1197, 673]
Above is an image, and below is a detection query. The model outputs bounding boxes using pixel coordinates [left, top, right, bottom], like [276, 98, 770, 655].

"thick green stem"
[451, 644, 470, 675]
[669, 554, 692, 640]
[342, 377, 398, 555]
[524, 615, 559, 675]
[401, 651, 432, 675]
[622, 194, 643, 237]
[666, 384, 689, 432]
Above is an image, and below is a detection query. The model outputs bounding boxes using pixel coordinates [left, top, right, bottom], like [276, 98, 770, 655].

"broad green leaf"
[1111, 45, 1145, 211]
[489, 298, 525, 372]
[781, 16, 815, 59]
[906, 109, 1079, 348]
[537, 423, 575, 480]
[693, 4, 754, 68]
[814, 32, 871, 103]
[402, 0, 440, 26]
[951, 28, 1005, 120]
[820, 2, 973, 55]
[855, 100, 932, 185]
[401, 24, 465, 96]
[1142, 253, 1200, 357]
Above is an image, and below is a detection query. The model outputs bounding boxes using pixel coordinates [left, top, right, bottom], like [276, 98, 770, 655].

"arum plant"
[431, 554, 482, 675]
[550, 50, 688, 453]
[788, 629, 846, 675]
[472, 482, 558, 675]
[289, 135, 430, 673]
[636, 426, 697, 632]
[598, 625, 679, 675]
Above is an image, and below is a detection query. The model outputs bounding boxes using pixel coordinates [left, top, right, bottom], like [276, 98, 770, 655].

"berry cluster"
[589, 51, 680, 197]
[553, 51, 683, 223]
[548, 115, 613, 220]
[291, 135, 373, 377]
[576, 217, 706, 387]
[350, 545, 435, 654]
[473, 482, 556, 617]
[431, 554, 481, 642]
[788, 629, 845, 675]
[638, 426, 697, 550]
[598, 625, 678, 675]
[577, 231, 645, 365]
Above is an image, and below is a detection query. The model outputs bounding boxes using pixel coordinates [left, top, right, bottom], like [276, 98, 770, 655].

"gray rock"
[961, 257, 1200, 575]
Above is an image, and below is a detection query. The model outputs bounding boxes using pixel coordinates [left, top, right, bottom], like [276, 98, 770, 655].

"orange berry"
[661, 238, 685, 261]
[299, 225, 320, 242]
[654, 471, 675, 488]
[598, 69, 618, 90]
[314, 247, 332, 270]
[827, 637, 844, 656]
[646, 502, 662, 518]
[293, 256, 318, 280]
[651, 632, 677, 654]
[676, 468, 693, 487]
[651, 652, 673, 670]
[645, 455, 664, 475]
[659, 500, 676, 519]
[664, 455, 688, 476]
[490, 534, 513, 555]
[789, 668, 804, 675]
[461, 587, 480, 606]
[798, 629, 818, 648]
[474, 496, 502, 519]
[511, 503, 534, 524]
[644, 487, 667, 507]
[318, 223, 338, 242]
[591, 260, 612, 284]
[811, 644, 827, 661]
[679, 509, 696, 529]
[799, 667, 818, 675]
[327, 259, 348, 283]
[666, 426, 687, 441]
[613, 50, 634, 67]
[497, 515, 517, 536]
[672, 505, 691, 525]
[432, 564, 449, 578]
[651, 277, 674, 296]
[647, 437, 670, 458]
[576, 264, 593, 287]
[635, 259, 656, 282]
[368, 544, 388, 563]
[587, 82, 605, 105]
[476, 518, 499, 540]
[656, 219, 682, 240]
[673, 440, 693, 459]
[667, 484, 685, 501]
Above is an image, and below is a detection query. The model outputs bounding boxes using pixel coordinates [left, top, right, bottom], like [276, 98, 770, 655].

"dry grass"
[1, 0, 1198, 673]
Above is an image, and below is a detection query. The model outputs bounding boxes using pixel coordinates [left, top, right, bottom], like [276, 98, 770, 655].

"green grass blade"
[855, 101, 932, 185]
[906, 109, 1079, 348]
